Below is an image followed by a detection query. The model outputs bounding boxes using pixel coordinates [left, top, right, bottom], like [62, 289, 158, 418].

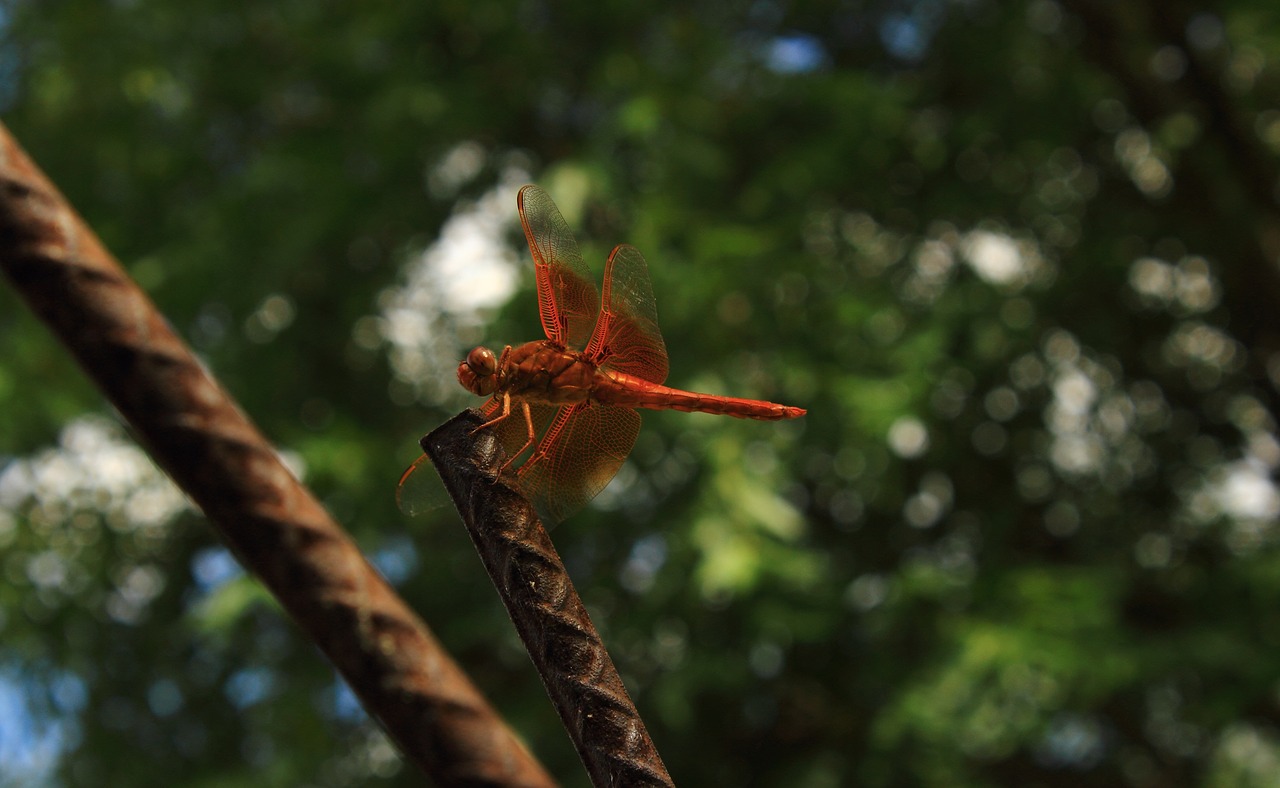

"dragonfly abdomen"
[594, 372, 805, 421]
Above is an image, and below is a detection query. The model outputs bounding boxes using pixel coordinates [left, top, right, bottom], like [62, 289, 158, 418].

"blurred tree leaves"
[4, 0, 1280, 786]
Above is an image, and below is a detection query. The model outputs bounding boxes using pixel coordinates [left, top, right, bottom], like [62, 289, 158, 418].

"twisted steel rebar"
[423, 411, 674, 788]
[0, 123, 555, 788]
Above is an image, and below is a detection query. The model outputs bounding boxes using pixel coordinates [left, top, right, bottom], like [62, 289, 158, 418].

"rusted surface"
[0, 123, 555, 788]
[424, 411, 674, 787]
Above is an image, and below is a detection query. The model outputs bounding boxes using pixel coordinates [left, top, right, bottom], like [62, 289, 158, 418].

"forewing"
[517, 403, 641, 523]
[584, 243, 669, 384]
[518, 185, 600, 350]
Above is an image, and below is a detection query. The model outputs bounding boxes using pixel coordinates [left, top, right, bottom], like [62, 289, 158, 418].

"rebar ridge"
[424, 411, 675, 788]
[0, 123, 555, 788]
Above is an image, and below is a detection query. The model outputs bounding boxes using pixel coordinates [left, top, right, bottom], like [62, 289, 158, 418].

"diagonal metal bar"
[0, 122, 556, 788]
[423, 410, 674, 788]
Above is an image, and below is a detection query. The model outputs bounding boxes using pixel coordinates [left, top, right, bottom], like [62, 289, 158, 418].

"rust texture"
[0, 123, 555, 788]
[424, 411, 674, 788]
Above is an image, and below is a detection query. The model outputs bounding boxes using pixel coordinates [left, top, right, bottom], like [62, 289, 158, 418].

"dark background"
[3, 1, 1280, 785]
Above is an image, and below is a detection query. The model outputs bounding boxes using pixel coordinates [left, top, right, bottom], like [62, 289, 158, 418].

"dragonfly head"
[458, 346, 500, 396]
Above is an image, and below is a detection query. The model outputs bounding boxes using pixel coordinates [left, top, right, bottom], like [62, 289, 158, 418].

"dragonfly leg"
[473, 392, 512, 432]
[497, 401, 537, 477]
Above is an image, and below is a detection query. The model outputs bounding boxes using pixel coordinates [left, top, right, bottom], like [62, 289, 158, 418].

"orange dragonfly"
[400, 185, 805, 522]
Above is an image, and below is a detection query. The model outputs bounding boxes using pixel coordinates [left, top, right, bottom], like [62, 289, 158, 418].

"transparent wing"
[515, 402, 641, 523]
[488, 190, 656, 522]
[517, 185, 600, 351]
[583, 243, 669, 385]
[396, 454, 451, 517]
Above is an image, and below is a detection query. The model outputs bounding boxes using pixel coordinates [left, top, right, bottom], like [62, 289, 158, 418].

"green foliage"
[4, 0, 1280, 785]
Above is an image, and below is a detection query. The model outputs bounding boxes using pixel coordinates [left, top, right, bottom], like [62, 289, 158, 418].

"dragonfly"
[400, 185, 806, 523]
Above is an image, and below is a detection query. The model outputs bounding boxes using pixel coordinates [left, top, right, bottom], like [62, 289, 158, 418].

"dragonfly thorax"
[458, 346, 500, 396]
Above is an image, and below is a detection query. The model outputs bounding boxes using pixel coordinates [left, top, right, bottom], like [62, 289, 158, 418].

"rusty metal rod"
[0, 123, 555, 788]
[423, 410, 674, 788]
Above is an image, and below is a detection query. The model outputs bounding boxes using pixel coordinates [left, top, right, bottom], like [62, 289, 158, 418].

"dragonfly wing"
[517, 402, 641, 523]
[396, 454, 450, 517]
[518, 185, 600, 351]
[584, 243, 669, 385]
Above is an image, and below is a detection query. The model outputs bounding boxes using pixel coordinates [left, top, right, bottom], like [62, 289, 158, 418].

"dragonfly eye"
[458, 346, 499, 396]
[467, 347, 497, 376]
